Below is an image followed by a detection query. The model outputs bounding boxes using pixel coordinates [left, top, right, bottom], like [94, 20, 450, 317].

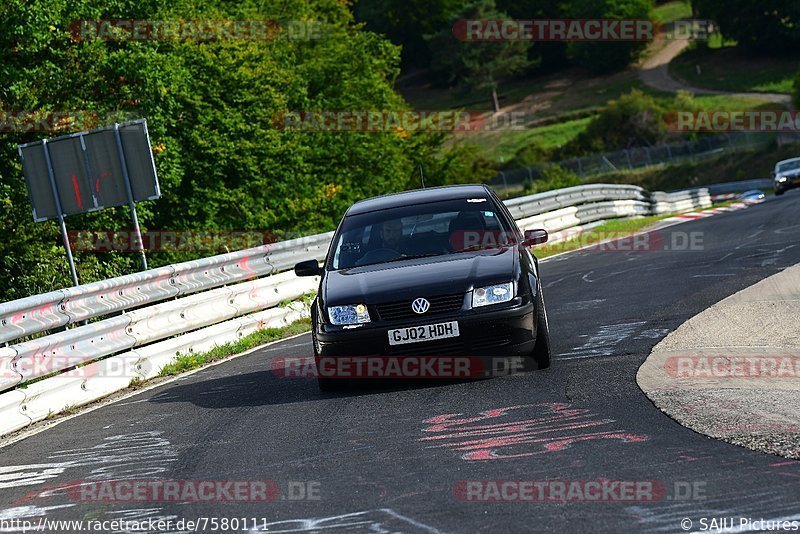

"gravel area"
[637, 264, 800, 458]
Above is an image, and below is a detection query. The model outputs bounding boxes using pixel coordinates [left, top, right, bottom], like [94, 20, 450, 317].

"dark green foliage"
[693, 0, 800, 54]
[568, 0, 653, 73]
[426, 0, 533, 109]
[0, 0, 486, 301]
[522, 165, 582, 195]
[354, 0, 463, 67]
[794, 70, 800, 109]
[557, 89, 696, 157]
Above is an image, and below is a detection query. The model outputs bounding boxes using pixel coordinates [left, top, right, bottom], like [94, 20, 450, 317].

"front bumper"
[775, 177, 800, 193]
[316, 299, 536, 358]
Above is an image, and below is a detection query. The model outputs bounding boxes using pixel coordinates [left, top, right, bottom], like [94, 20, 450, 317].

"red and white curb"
[663, 198, 764, 222]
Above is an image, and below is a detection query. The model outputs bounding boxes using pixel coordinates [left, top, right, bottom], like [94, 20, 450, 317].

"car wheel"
[775, 188, 784, 196]
[530, 281, 552, 370]
[316, 373, 340, 392]
[311, 307, 345, 391]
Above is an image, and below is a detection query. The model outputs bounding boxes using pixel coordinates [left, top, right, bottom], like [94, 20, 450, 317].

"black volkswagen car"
[294, 184, 551, 390]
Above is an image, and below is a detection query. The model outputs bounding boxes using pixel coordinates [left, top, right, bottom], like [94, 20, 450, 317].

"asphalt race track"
[2, 192, 800, 533]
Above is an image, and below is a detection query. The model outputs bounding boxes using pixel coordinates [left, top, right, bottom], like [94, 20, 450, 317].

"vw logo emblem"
[411, 298, 430, 315]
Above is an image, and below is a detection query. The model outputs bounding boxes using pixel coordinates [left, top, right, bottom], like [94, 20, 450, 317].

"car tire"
[311, 306, 344, 391]
[530, 281, 551, 370]
[775, 188, 784, 196]
[316, 374, 340, 392]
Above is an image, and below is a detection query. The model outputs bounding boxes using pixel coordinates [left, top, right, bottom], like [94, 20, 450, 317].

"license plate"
[388, 321, 460, 346]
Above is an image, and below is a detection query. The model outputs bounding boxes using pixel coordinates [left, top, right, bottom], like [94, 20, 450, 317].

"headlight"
[328, 304, 371, 325]
[472, 282, 514, 308]
[777, 176, 788, 183]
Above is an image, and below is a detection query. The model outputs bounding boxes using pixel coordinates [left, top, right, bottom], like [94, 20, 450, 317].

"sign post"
[113, 123, 148, 270]
[18, 119, 161, 285]
[40, 139, 80, 286]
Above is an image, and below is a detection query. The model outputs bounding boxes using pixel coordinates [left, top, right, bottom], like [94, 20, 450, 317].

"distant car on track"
[738, 190, 765, 202]
[773, 157, 800, 196]
[294, 184, 552, 390]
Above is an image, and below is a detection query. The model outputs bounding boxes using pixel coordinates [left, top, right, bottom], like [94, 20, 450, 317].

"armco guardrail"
[0, 183, 711, 436]
[699, 179, 772, 195]
[0, 232, 333, 344]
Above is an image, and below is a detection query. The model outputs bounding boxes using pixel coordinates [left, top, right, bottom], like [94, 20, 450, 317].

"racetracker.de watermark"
[275, 110, 528, 132]
[3, 353, 148, 383]
[665, 110, 800, 132]
[454, 480, 706, 502]
[664, 355, 800, 379]
[58, 480, 321, 502]
[68, 230, 284, 254]
[447, 229, 705, 253]
[68, 19, 327, 42]
[0, 110, 126, 133]
[272, 355, 528, 379]
[453, 19, 710, 41]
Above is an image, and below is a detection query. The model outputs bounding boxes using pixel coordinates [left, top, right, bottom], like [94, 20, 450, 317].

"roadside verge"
[637, 263, 800, 458]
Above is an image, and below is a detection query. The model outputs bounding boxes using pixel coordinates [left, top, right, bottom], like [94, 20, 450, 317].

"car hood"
[323, 248, 518, 305]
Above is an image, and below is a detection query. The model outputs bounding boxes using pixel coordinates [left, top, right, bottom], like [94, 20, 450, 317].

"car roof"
[776, 157, 800, 167]
[345, 184, 493, 215]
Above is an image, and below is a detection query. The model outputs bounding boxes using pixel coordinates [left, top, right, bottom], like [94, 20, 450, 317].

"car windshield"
[777, 159, 800, 173]
[328, 197, 516, 270]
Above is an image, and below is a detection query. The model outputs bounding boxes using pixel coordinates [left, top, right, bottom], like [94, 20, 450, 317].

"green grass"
[670, 45, 799, 94]
[465, 90, 774, 167]
[467, 116, 593, 164]
[651, 0, 692, 23]
[533, 215, 673, 258]
[705, 33, 737, 50]
[159, 317, 312, 377]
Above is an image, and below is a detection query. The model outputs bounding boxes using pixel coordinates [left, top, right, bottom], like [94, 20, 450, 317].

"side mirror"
[294, 259, 322, 277]
[521, 229, 548, 247]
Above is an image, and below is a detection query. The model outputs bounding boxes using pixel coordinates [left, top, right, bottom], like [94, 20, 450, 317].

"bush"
[506, 142, 551, 170]
[693, 0, 800, 54]
[523, 165, 582, 195]
[411, 140, 499, 188]
[557, 89, 696, 157]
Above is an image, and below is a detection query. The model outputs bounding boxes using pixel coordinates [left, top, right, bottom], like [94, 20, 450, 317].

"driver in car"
[380, 219, 404, 252]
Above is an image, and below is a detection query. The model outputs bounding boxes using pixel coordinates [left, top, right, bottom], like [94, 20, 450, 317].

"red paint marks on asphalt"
[770, 461, 800, 467]
[71, 175, 83, 210]
[420, 403, 648, 460]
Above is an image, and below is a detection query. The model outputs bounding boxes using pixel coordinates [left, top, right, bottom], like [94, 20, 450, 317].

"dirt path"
[637, 36, 792, 105]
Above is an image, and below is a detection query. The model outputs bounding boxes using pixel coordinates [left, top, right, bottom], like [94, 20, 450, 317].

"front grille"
[376, 294, 465, 321]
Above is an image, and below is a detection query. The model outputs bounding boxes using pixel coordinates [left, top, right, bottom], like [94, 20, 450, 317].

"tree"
[495, 0, 568, 72]
[568, 0, 653, 73]
[426, 0, 533, 112]
[353, 0, 463, 68]
[0, 0, 487, 301]
[693, 0, 800, 53]
[557, 89, 688, 156]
